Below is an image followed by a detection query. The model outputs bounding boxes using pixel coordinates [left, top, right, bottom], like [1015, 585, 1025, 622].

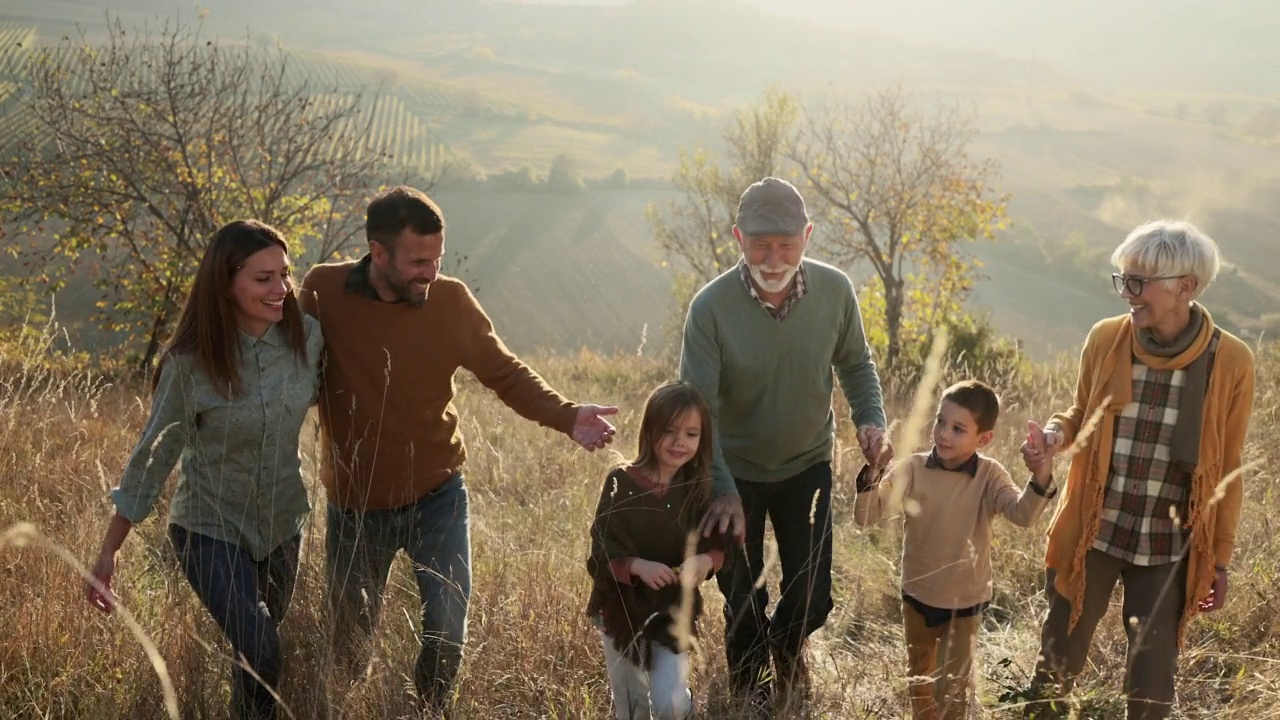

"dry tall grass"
[1, 322, 1277, 719]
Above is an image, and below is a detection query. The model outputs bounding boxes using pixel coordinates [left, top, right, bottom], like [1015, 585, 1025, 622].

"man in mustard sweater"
[680, 177, 892, 704]
[300, 186, 618, 712]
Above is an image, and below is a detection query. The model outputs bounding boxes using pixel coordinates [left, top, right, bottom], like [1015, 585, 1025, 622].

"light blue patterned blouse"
[111, 314, 324, 561]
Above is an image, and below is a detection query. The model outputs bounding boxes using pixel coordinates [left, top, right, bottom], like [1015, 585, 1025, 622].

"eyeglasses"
[1111, 273, 1184, 296]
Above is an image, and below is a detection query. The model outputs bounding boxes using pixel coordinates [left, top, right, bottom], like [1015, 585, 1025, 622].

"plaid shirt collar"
[923, 448, 981, 477]
[737, 259, 807, 320]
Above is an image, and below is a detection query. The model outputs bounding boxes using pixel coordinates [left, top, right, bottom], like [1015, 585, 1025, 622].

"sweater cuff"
[855, 464, 883, 493]
[1028, 475, 1057, 499]
[609, 557, 635, 584]
[555, 403, 581, 437]
[1213, 541, 1234, 569]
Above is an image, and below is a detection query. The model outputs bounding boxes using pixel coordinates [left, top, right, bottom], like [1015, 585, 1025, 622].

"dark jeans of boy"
[716, 461, 834, 696]
[169, 525, 300, 720]
[326, 473, 472, 712]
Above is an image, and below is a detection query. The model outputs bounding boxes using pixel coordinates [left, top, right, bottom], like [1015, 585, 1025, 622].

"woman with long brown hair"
[87, 219, 323, 719]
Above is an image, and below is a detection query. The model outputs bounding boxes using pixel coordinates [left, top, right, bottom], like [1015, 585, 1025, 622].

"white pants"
[600, 631, 693, 720]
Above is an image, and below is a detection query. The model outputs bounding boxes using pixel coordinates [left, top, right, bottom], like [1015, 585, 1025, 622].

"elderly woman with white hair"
[1020, 220, 1256, 719]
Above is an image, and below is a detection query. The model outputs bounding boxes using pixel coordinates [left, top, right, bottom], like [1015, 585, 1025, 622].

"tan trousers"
[1028, 550, 1187, 719]
[903, 601, 980, 720]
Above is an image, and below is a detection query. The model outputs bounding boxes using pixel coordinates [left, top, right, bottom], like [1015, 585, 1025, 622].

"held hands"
[1020, 420, 1062, 478]
[86, 553, 118, 614]
[856, 425, 894, 468]
[631, 559, 678, 590]
[572, 404, 619, 451]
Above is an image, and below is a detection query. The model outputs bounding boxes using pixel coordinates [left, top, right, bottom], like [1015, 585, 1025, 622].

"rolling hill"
[1, 0, 1277, 359]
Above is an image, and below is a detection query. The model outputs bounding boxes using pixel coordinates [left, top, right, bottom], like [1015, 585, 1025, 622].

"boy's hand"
[631, 559, 677, 590]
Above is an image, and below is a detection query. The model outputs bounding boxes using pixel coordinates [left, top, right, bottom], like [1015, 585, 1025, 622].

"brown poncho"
[585, 467, 735, 668]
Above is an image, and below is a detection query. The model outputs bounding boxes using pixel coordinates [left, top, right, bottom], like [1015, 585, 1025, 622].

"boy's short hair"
[940, 379, 1000, 433]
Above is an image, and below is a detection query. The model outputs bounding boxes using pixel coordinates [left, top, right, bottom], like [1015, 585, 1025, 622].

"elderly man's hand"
[699, 494, 745, 544]
[856, 424, 893, 467]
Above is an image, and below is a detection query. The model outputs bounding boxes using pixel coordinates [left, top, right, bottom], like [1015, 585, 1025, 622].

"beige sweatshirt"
[855, 451, 1055, 610]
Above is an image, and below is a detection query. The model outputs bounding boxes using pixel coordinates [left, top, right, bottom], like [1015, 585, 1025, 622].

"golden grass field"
[1, 321, 1277, 719]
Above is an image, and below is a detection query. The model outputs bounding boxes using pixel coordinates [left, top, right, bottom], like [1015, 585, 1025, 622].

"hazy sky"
[517, 0, 1280, 93]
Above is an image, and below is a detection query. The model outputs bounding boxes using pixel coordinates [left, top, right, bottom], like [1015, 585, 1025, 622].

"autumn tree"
[789, 87, 1008, 374]
[0, 16, 430, 372]
[646, 88, 799, 307]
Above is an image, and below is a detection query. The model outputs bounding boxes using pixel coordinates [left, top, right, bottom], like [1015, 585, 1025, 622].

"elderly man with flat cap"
[680, 176, 892, 703]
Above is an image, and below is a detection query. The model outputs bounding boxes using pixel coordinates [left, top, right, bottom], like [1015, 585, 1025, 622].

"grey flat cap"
[735, 176, 809, 237]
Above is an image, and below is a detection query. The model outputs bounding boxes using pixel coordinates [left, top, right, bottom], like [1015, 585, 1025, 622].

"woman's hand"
[631, 559, 678, 590]
[86, 552, 118, 614]
[87, 513, 133, 614]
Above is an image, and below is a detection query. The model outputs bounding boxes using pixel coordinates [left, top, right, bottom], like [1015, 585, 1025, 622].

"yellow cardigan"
[1043, 308, 1255, 641]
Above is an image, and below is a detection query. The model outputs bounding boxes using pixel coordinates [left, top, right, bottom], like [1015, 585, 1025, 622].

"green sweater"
[679, 258, 886, 495]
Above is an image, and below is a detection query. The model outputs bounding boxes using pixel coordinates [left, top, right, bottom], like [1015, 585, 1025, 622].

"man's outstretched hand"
[572, 404, 618, 451]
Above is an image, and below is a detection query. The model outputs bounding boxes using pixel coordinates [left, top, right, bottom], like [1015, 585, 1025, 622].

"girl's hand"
[677, 554, 715, 586]
[87, 553, 118, 614]
[631, 559, 677, 590]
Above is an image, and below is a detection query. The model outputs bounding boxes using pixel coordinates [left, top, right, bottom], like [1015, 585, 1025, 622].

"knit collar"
[1135, 303, 1203, 359]
[1130, 302, 1213, 371]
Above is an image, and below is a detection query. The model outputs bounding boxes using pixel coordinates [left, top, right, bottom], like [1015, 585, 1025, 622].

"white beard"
[748, 262, 799, 294]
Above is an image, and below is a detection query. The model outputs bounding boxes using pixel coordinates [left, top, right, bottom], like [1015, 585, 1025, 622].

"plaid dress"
[1093, 334, 1220, 565]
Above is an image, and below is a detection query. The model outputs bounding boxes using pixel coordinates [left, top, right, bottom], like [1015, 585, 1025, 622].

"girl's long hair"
[632, 380, 715, 527]
[152, 220, 307, 398]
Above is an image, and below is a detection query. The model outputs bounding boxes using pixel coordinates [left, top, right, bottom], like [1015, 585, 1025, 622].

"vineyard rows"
[307, 92, 444, 171]
[0, 24, 35, 75]
[0, 30, 497, 172]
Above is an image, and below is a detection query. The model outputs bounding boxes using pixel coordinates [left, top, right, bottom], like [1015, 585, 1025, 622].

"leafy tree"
[790, 86, 1008, 373]
[0, 16, 417, 372]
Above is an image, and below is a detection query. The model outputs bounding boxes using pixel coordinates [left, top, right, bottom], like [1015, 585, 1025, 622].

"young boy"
[855, 380, 1056, 720]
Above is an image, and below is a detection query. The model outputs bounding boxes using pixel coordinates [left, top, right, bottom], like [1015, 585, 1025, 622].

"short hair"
[1111, 220, 1220, 300]
[940, 379, 1000, 433]
[365, 186, 445, 249]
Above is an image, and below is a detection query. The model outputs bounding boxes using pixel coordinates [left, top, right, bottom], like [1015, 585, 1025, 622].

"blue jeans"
[325, 473, 472, 710]
[169, 525, 300, 720]
[716, 461, 835, 694]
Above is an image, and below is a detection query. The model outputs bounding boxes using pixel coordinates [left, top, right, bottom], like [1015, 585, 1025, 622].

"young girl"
[86, 220, 323, 720]
[586, 381, 736, 720]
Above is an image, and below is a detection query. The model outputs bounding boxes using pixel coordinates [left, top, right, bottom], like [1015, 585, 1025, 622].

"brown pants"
[1027, 550, 1187, 719]
[904, 601, 980, 720]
